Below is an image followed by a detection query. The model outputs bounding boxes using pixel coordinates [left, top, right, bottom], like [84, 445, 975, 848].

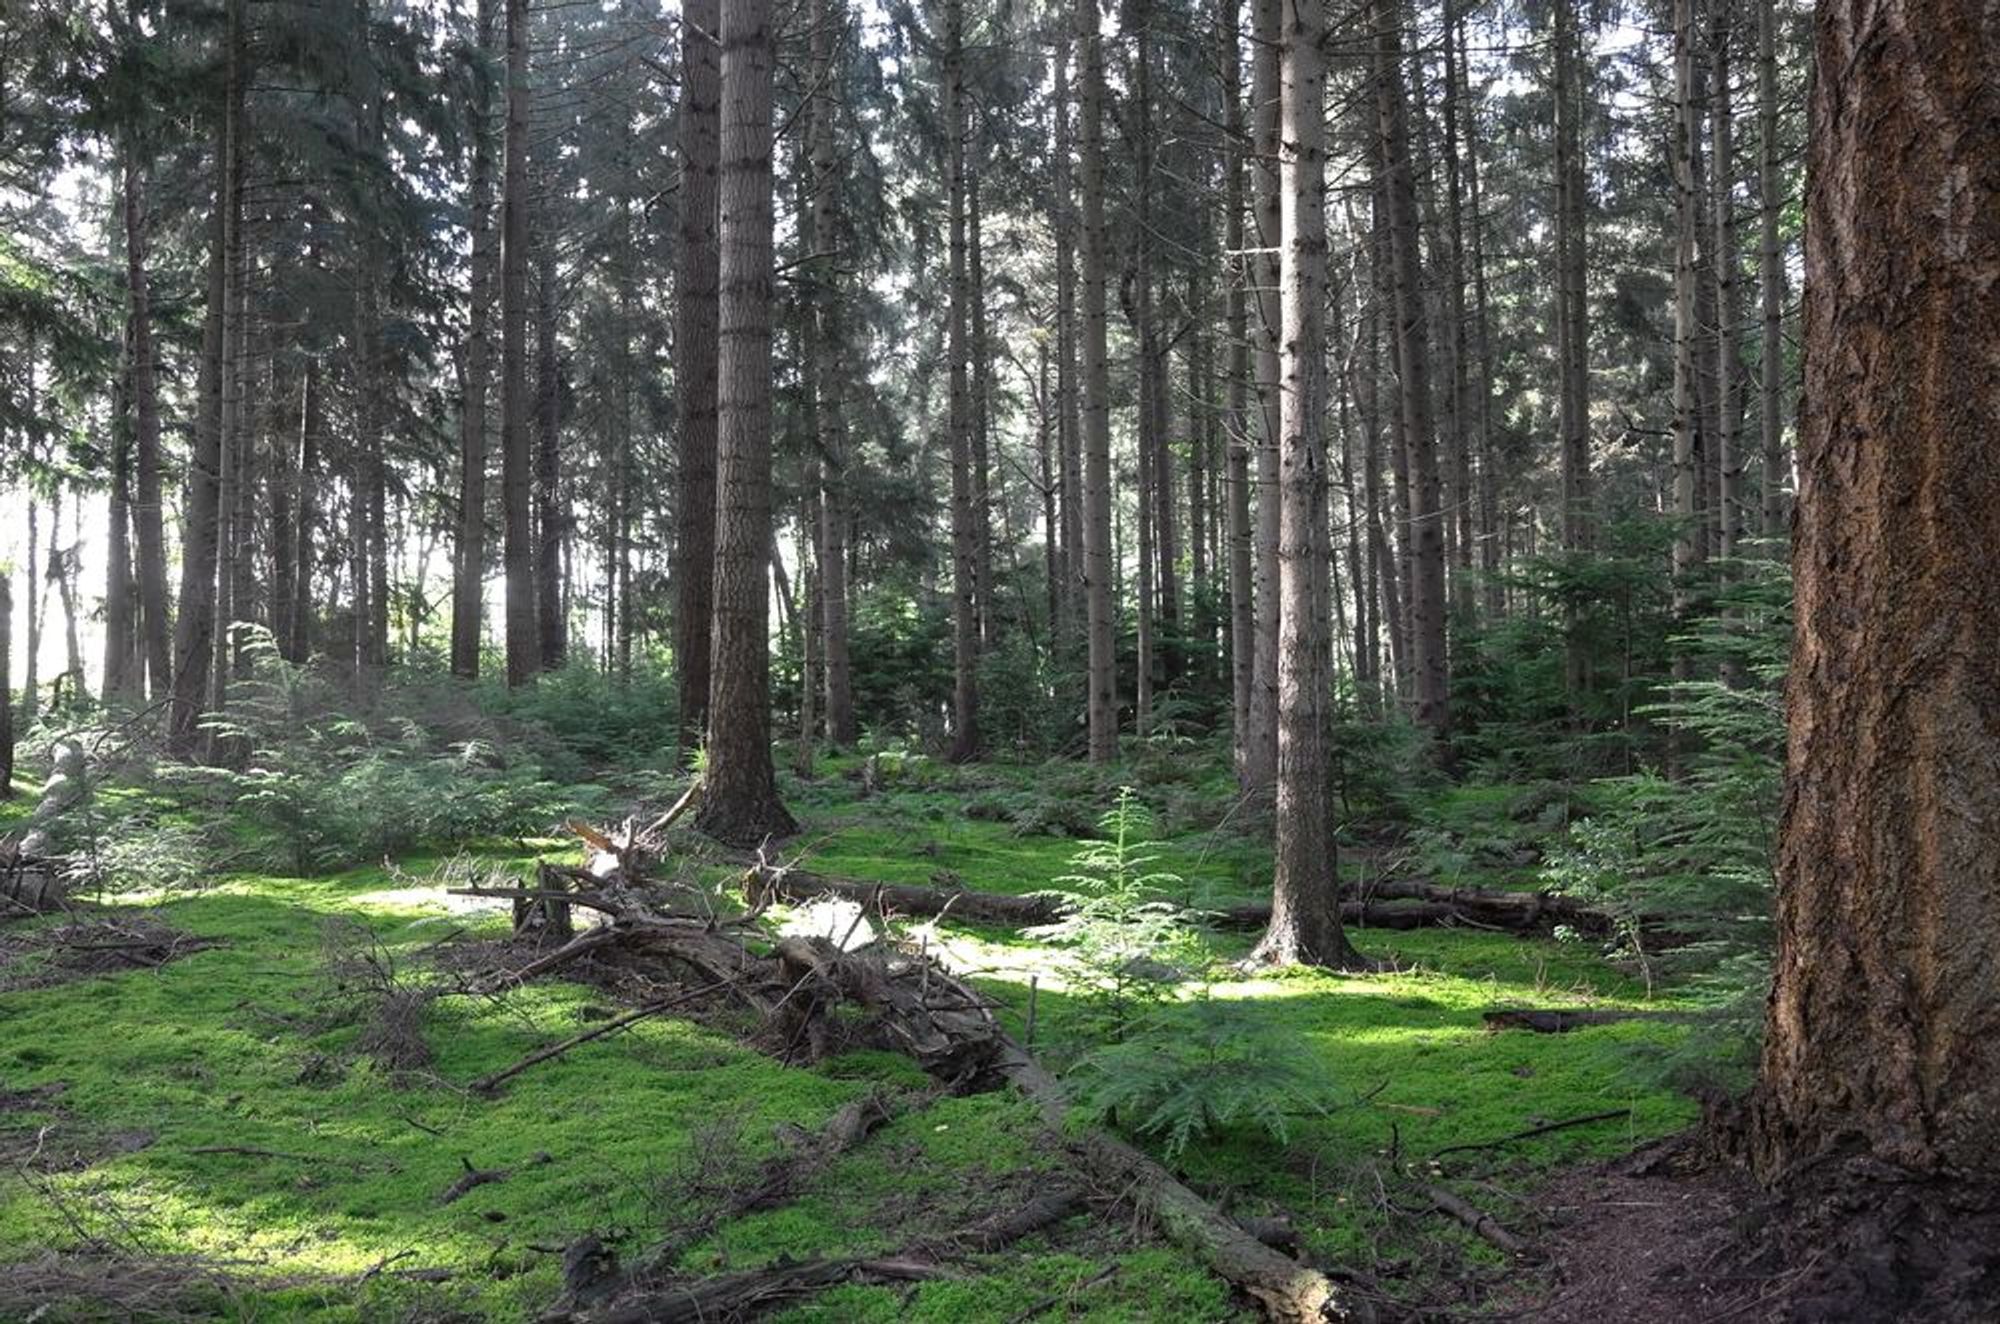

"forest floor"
[0, 753, 1718, 1321]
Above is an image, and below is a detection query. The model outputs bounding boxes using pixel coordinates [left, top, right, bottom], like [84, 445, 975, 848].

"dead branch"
[469, 980, 737, 1094]
[1423, 1182, 1534, 1257]
[1429, 1109, 1635, 1160]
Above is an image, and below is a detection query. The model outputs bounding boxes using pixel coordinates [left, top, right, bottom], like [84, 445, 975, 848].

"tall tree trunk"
[1243, 0, 1282, 792]
[1750, 0, 2000, 1191]
[811, 0, 856, 748]
[291, 367, 318, 662]
[1755, 0, 1785, 538]
[1220, 0, 1254, 783]
[124, 132, 169, 700]
[500, 0, 538, 687]
[1253, 0, 1367, 971]
[967, 127, 996, 651]
[1712, 0, 1743, 565]
[269, 368, 295, 662]
[1078, 0, 1116, 764]
[1670, 0, 1702, 664]
[1554, 0, 1591, 699]
[694, 0, 796, 846]
[451, 0, 496, 680]
[1375, 0, 1449, 752]
[1438, 0, 1475, 620]
[1052, 32, 1082, 654]
[675, 0, 721, 749]
[105, 321, 139, 702]
[535, 201, 565, 671]
[0, 574, 11, 796]
[944, 0, 980, 762]
[1462, 14, 1500, 622]
[169, 0, 242, 753]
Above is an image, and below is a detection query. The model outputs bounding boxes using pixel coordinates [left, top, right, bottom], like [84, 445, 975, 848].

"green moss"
[1, 755, 1709, 1319]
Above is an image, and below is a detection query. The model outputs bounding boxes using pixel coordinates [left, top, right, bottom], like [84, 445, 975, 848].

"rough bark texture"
[1750, 0, 2000, 1184]
[1755, 0, 1786, 537]
[1052, 35, 1082, 653]
[450, 0, 496, 681]
[499, 0, 537, 688]
[534, 200, 565, 671]
[0, 574, 11, 796]
[1077, 0, 1116, 764]
[674, 0, 721, 753]
[694, 0, 795, 848]
[1253, 0, 1366, 971]
[1670, 0, 1701, 634]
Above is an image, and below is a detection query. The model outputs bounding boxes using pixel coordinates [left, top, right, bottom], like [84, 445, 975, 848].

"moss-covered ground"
[0, 755, 1703, 1320]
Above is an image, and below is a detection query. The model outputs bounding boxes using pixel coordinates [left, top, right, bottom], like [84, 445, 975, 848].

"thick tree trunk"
[169, 0, 242, 753]
[1254, 0, 1367, 971]
[1750, 0, 2000, 1184]
[451, 0, 496, 681]
[1375, 0, 1449, 752]
[1243, 0, 1282, 793]
[693, 0, 795, 847]
[944, 0, 980, 763]
[675, 0, 721, 751]
[1077, 0, 1116, 764]
[500, 0, 537, 688]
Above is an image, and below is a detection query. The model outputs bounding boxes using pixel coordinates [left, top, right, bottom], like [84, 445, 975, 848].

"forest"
[0, 0, 1994, 1317]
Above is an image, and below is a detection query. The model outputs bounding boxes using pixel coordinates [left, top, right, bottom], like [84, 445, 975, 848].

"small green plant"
[1067, 996, 1340, 1160]
[1031, 788, 1207, 1043]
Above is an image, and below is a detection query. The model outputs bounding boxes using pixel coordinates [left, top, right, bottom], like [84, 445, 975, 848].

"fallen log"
[744, 864, 1613, 938]
[0, 839, 64, 916]
[1422, 1183, 1533, 1258]
[998, 1046, 1358, 1323]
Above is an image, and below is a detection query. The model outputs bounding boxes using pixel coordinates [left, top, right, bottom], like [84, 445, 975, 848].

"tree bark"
[291, 367, 318, 662]
[1253, 0, 1367, 971]
[1222, 0, 1254, 785]
[0, 574, 10, 796]
[451, 0, 497, 681]
[1375, 0, 1449, 752]
[1670, 0, 1703, 679]
[1755, 0, 1786, 538]
[675, 0, 722, 751]
[535, 192, 565, 671]
[1553, 0, 1591, 700]
[1749, 0, 2000, 1184]
[169, 0, 242, 753]
[1077, 0, 1116, 764]
[1243, 0, 1282, 793]
[1052, 33, 1082, 654]
[500, 0, 537, 687]
[1712, 0, 1743, 565]
[811, 0, 856, 749]
[693, 0, 795, 848]
[944, 0, 980, 762]
[123, 135, 170, 701]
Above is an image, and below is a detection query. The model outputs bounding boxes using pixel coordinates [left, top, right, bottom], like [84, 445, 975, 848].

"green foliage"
[1542, 559, 1788, 1028]
[1068, 996, 1339, 1161]
[1030, 790, 1208, 1043]
[179, 632, 606, 874]
[473, 657, 680, 777]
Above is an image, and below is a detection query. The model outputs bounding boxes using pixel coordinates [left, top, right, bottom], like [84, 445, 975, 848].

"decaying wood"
[439, 1155, 512, 1205]
[0, 839, 64, 916]
[502, 822, 1365, 1322]
[744, 862, 1615, 938]
[998, 1047, 1356, 1322]
[1423, 1182, 1532, 1257]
